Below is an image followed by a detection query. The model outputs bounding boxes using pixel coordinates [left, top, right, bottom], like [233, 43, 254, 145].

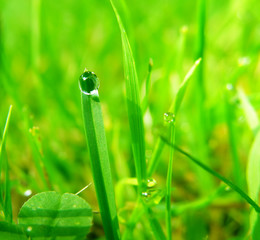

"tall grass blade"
[142, 58, 153, 113]
[237, 88, 260, 237]
[148, 59, 201, 176]
[194, 0, 213, 192]
[165, 123, 175, 240]
[80, 71, 120, 240]
[247, 130, 260, 238]
[110, 0, 147, 193]
[238, 88, 259, 133]
[224, 88, 243, 187]
[160, 135, 260, 213]
[0, 105, 13, 222]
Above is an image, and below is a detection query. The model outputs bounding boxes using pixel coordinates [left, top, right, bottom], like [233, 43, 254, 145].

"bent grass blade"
[160, 135, 260, 213]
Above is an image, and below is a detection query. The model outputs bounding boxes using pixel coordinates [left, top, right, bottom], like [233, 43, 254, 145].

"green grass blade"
[27, 126, 49, 191]
[169, 58, 201, 114]
[80, 71, 120, 240]
[224, 87, 244, 187]
[147, 59, 201, 177]
[145, 207, 166, 240]
[4, 156, 12, 223]
[194, 0, 213, 192]
[141, 58, 153, 113]
[160, 135, 260, 213]
[247, 130, 260, 237]
[238, 88, 259, 133]
[0, 105, 13, 222]
[165, 123, 175, 240]
[237, 87, 260, 237]
[110, 0, 147, 193]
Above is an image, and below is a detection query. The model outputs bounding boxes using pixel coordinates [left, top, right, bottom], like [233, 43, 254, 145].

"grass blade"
[80, 71, 120, 240]
[247, 130, 260, 237]
[147, 59, 201, 176]
[165, 122, 175, 240]
[237, 88, 260, 237]
[224, 87, 244, 187]
[194, 0, 213, 192]
[110, 0, 147, 193]
[238, 88, 259, 133]
[160, 135, 260, 213]
[170, 58, 201, 114]
[0, 105, 13, 222]
[141, 58, 153, 113]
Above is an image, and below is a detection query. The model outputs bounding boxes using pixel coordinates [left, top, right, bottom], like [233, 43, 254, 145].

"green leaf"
[110, 0, 147, 193]
[18, 191, 93, 239]
[0, 221, 27, 240]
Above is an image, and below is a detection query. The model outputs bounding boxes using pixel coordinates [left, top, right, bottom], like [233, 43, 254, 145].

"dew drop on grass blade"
[79, 70, 120, 240]
[147, 59, 201, 177]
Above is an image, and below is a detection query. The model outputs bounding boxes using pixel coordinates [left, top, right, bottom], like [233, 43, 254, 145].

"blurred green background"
[1, 0, 260, 239]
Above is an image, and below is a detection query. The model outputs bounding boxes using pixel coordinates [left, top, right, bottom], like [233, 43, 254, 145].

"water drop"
[238, 56, 251, 67]
[164, 112, 175, 124]
[24, 189, 32, 197]
[147, 178, 157, 188]
[226, 83, 234, 91]
[142, 192, 151, 198]
[79, 70, 100, 95]
[27, 226, 32, 232]
[225, 186, 231, 191]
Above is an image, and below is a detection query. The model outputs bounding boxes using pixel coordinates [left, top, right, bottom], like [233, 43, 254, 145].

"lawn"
[0, 0, 260, 239]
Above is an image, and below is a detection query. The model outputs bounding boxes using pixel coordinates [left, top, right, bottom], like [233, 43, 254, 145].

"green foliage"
[0, 0, 260, 239]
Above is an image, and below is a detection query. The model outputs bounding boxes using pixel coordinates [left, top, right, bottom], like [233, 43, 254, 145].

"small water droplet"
[24, 189, 32, 197]
[147, 178, 157, 188]
[164, 112, 175, 124]
[27, 226, 32, 232]
[226, 83, 234, 91]
[225, 186, 231, 191]
[142, 192, 151, 198]
[180, 25, 188, 34]
[79, 70, 100, 95]
[238, 56, 251, 67]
